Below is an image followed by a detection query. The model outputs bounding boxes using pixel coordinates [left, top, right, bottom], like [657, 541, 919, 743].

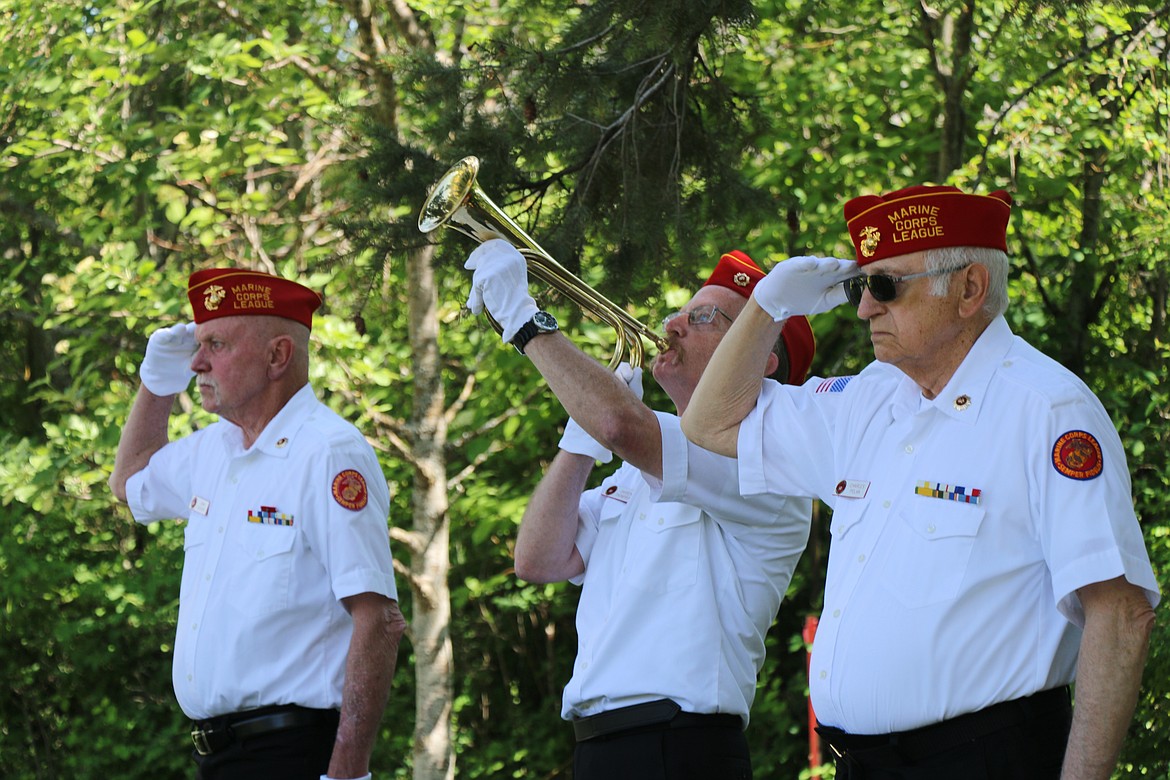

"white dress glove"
[139, 322, 197, 396]
[558, 363, 644, 464]
[464, 238, 539, 342]
[753, 256, 858, 321]
[614, 362, 644, 401]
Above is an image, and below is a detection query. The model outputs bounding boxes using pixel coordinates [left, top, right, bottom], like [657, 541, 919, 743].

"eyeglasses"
[661, 303, 735, 331]
[842, 264, 971, 307]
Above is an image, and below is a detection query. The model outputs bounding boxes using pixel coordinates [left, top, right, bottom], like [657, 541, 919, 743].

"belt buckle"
[191, 728, 214, 756]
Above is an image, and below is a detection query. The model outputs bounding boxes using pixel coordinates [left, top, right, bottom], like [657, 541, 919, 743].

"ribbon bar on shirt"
[914, 481, 982, 505]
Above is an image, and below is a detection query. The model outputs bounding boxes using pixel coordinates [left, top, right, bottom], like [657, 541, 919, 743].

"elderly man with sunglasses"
[681, 185, 1158, 780]
[463, 240, 818, 780]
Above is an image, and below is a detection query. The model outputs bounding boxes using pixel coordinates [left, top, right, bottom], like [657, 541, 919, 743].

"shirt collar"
[921, 316, 1014, 423]
[236, 383, 316, 457]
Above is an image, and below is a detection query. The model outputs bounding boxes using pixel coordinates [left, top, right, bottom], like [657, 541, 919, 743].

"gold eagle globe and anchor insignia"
[203, 284, 227, 311]
[859, 226, 881, 258]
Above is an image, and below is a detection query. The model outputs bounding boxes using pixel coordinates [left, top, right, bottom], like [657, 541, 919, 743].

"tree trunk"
[917, 3, 975, 181]
[405, 242, 455, 780]
[337, 2, 458, 775]
[1058, 146, 1109, 376]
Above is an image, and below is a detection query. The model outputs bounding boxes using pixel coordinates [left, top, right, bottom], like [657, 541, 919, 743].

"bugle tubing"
[418, 156, 668, 369]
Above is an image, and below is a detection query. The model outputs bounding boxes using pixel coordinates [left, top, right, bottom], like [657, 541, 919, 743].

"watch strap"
[511, 311, 556, 354]
[511, 320, 540, 354]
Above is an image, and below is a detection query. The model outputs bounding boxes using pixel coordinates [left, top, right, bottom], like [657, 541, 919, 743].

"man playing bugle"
[463, 239, 817, 780]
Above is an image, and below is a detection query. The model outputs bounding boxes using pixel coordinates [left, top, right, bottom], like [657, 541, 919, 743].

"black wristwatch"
[511, 311, 559, 354]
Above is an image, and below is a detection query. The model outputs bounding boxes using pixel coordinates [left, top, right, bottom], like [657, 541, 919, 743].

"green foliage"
[367, 0, 780, 298]
[0, 340, 192, 777]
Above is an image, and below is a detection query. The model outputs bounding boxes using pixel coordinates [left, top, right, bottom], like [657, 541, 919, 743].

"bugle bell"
[418, 156, 668, 369]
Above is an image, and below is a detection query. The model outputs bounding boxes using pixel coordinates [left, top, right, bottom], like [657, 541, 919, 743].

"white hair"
[924, 246, 1009, 319]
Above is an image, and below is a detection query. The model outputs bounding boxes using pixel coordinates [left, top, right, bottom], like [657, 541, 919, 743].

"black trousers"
[824, 690, 1072, 780]
[573, 720, 751, 780]
[192, 707, 340, 780]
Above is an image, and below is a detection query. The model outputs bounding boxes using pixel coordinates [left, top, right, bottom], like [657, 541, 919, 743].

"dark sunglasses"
[842, 263, 971, 306]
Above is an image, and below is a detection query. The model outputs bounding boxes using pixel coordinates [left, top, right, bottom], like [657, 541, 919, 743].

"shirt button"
[883, 500, 891, 509]
[857, 554, 866, 563]
[926, 524, 937, 534]
[819, 670, 827, 679]
[832, 609, 841, 618]
[218, 526, 224, 533]
[187, 674, 193, 682]
[904, 445, 914, 454]
[657, 518, 664, 525]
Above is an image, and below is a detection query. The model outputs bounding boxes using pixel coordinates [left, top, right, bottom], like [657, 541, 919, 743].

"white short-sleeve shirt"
[737, 317, 1160, 734]
[562, 411, 812, 726]
[126, 384, 397, 720]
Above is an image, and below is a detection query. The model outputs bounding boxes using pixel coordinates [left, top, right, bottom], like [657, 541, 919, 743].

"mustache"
[650, 337, 680, 370]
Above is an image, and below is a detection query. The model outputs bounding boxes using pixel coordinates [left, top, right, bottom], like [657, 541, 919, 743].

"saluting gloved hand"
[139, 321, 197, 396]
[753, 256, 857, 322]
[558, 363, 644, 464]
[464, 239, 539, 342]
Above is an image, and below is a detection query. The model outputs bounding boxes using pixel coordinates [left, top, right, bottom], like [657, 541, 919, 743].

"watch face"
[533, 311, 558, 331]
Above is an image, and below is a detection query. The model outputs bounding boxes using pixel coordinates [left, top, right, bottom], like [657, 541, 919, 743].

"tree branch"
[974, 2, 1170, 182]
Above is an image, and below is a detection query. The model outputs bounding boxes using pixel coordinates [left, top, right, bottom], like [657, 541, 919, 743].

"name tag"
[834, 479, 871, 499]
[602, 485, 633, 503]
[189, 496, 210, 516]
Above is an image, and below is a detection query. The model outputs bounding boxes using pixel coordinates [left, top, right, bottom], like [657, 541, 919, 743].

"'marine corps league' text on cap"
[844, 185, 1013, 266]
[187, 268, 322, 330]
[702, 250, 815, 386]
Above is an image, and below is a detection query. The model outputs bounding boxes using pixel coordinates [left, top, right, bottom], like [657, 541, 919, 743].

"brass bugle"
[418, 155, 668, 369]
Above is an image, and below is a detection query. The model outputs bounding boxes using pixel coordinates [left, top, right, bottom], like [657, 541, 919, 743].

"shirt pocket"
[829, 504, 864, 538]
[179, 520, 210, 606]
[623, 504, 703, 595]
[877, 499, 986, 609]
[230, 522, 298, 616]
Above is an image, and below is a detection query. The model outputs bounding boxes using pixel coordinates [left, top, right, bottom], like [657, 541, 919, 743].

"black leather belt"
[191, 705, 338, 756]
[816, 685, 1072, 764]
[571, 699, 743, 742]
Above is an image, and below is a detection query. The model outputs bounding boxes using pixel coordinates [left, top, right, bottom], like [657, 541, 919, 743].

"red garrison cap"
[187, 268, 322, 329]
[843, 185, 1012, 266]
[702, 250, 815, 385]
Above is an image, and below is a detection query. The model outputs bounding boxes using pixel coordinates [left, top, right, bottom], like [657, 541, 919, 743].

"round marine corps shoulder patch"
[1052, 430, 1103, 481]
[332, 469, 369, 510]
